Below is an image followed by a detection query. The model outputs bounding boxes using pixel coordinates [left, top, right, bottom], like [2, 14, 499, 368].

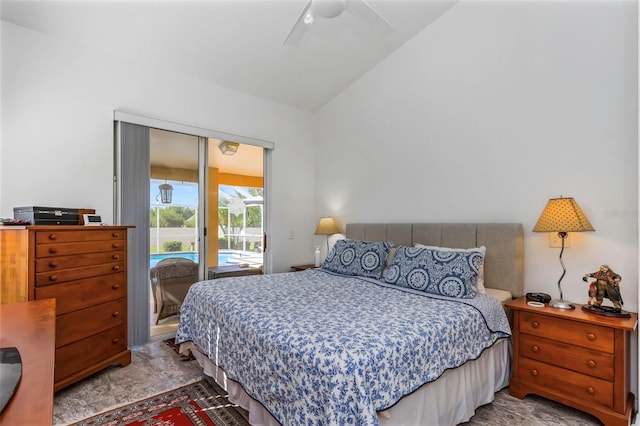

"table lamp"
[533, 196, 595, 309]
[314, 217, 340, 252]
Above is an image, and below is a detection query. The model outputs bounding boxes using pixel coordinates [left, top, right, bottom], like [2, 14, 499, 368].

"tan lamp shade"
[315, 217, 340, 235]
[532, 197, 595, 233]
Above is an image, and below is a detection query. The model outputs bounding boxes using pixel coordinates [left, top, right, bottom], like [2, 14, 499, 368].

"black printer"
[13, 206, 80, 225]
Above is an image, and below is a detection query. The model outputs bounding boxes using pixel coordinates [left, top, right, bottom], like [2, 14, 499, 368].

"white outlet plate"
[549, 232, 570, 248]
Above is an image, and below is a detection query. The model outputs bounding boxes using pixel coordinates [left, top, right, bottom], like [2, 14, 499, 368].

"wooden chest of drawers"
[0, 225, 132, 391]
[506, 297, 637, 426]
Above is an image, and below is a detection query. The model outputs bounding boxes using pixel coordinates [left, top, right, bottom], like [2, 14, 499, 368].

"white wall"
[313, 0, 638, 311]
[0, 20, 317, 273]
[313, 0, 638, 404]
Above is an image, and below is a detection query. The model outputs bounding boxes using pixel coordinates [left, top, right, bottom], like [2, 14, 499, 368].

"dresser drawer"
[520, 312, 614, 353]
[520, 334, 614, 381]
[36, 240, 126, 258]
[55, 326, 126, 382]
[35, 251, 125, 273]
[56, 299, 126, 348]
[35, 262, 125, 286]
[35, 273, 125, 315]
[518, 357, 614, 409]
[35, 229, 125, 244]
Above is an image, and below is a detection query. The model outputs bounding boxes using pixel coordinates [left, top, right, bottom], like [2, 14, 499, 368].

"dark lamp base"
[581, 304, 632, 318]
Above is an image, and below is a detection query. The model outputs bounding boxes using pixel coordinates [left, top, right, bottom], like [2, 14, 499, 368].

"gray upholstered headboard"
[345, 223, 524, 297]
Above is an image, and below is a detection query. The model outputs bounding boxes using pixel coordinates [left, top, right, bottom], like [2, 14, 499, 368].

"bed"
[175, 223, 524, 426]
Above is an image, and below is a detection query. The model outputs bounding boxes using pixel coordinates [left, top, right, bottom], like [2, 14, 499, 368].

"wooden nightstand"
[505, 297, 637, 426]
[291, 264, 319, 271]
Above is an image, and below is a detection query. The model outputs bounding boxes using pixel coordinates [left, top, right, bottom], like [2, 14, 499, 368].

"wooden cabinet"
[506, 297, 637, 426]
[0, 225, 132, 391]
[0, 299, 56, 425]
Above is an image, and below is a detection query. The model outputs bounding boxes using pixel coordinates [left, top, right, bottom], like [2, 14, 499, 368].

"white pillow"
[414, 244, 486, 294]
[485, 287, 512, 303]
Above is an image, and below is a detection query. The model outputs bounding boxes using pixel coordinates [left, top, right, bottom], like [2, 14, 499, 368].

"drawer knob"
[112, 284, 120, 290]
[112, 338, 119, 344]
[112, 311, 120, 317]
[49, 261, 58, 268]
[587, 359, 596, 368]
[586, 386, 595, 395]
[112, 254, 120, 260]
[112, 265, 120, 271]
[49, 234, 58, 240]
[530, 369, 539, 377]
[49, 275, 58, 282]
[112, 244, 120, 249]
[531, 345, 539, 353]
[49, 248, 58, 254]
[531, 321, 540, 329]
[112, 232, 120, 238]
[587, 333, 596, 341]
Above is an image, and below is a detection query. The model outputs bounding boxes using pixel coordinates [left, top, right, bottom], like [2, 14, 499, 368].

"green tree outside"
[150, 206, 196, 228]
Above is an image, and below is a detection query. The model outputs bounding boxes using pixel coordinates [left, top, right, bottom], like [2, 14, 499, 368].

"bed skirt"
[183, 337, 511, 426]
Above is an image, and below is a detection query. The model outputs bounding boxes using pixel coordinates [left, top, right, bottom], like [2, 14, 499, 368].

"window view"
[150, 179, 263, 268]
[217, 185, 264, 267]
[150, 179, 199, 267]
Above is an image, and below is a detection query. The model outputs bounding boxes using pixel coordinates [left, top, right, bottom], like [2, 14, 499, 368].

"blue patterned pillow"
[322, 239, 392, 279]
[384, 245, 484, 298]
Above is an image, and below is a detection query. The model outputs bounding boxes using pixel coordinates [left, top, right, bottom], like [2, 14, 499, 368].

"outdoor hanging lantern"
[158, 182, 173, 204]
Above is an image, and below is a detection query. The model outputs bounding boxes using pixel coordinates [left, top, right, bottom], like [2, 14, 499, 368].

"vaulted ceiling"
[1, 0, 459, 112]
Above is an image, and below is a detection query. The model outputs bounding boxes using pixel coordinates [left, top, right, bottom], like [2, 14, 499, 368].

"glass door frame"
[114, 110, 274, 347]
[197, 136, 208, 280]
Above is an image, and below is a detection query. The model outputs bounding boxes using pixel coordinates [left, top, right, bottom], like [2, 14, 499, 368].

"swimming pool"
[150, 250, 252, 268]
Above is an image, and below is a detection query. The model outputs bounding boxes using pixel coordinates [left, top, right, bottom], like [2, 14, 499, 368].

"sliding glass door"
[114, 111, 273, 346]
[150, 129, 200, 263]
[148, 131, 265, 337]
[209, 141, 265, 273]
[149, 130, 200, 337]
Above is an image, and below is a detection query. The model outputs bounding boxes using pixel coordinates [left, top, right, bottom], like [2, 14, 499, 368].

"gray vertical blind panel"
[118, 122, 151, 347]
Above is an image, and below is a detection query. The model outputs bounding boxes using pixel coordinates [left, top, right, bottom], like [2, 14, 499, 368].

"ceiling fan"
[284, 0, 396, 46]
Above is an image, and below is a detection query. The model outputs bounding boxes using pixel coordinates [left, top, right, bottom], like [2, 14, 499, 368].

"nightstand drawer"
[520, 312, 614, 353]
[518, 357, 614, 409]
[520, 334, 614, 381]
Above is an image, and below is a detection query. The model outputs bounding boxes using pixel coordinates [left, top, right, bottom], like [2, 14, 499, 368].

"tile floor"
[150, 314, 179, 339]
[53, 338, 203, 425]
[53, 338, 607, 426]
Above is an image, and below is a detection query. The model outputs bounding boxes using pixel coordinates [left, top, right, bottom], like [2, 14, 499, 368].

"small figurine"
[583, 264, 623, 311]
[586, 279, 598, 306]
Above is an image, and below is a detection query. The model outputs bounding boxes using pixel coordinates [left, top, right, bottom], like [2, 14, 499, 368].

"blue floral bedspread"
[175, 269, 511, 426]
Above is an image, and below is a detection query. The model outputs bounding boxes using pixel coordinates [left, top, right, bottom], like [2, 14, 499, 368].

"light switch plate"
[549, 232, 570, 248]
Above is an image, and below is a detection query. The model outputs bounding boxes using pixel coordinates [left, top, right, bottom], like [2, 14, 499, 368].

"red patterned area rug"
[69, 379, 250, 426]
